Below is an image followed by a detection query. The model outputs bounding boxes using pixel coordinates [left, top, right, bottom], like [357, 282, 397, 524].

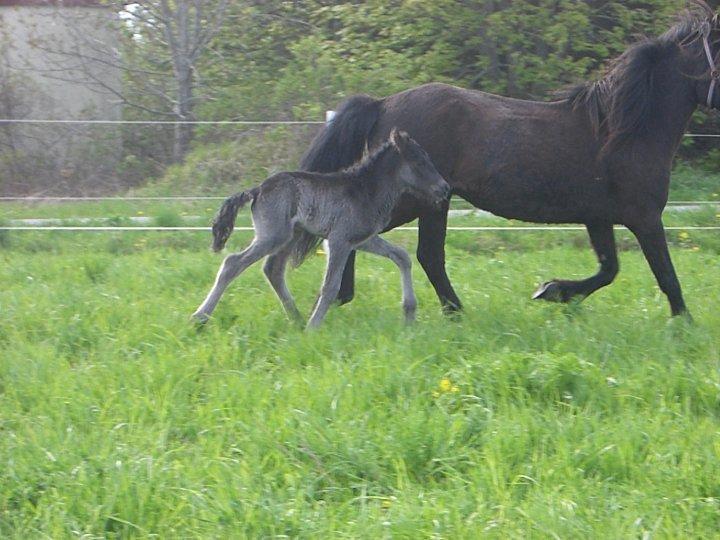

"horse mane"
[560, 0, 714, 151]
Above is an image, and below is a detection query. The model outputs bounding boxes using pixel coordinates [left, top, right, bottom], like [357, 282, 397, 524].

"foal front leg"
[357, 235, 417, 323]
[307, 241, 352, 329]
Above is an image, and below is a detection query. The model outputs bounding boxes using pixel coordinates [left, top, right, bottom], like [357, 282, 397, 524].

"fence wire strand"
[2, 119, 718, 231]
[2, 226, 719, 232]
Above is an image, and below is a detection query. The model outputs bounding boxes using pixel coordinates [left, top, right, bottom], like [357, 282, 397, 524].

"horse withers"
[192, 129, 451, 329]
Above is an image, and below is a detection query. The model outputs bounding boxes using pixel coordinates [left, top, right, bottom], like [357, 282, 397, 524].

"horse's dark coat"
[301, 0, 720, 317]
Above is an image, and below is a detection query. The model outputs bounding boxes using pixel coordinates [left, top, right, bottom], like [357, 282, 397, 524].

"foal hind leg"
[357, 235, 417, 323]
[193, 239, 281, 322]
[263, 242, 303, 323]
[533, 222, 618, 303]
[193, 223, 292, 322]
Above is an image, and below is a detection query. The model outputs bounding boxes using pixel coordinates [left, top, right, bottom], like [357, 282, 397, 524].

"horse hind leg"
[357, 235, 417, 323]
[335, 251, 356, 305]
[417, 206, 463, 314]
[533, 222, 619, 303]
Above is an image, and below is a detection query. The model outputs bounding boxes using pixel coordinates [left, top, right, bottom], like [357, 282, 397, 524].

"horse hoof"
[441, 300, 463, 318]
[191, 312, 209, 324]
[532, 281, 564, 302]
[672, 310, 694, 323]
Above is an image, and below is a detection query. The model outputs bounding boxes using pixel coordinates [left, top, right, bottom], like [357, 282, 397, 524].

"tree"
[36, 0, 229, 162]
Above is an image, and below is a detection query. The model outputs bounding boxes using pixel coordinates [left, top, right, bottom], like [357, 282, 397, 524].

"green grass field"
[1, 228, 719, 538]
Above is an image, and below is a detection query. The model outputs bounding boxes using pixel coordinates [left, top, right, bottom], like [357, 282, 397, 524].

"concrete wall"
[1, 4, 121, 120]
[0, 4, 122, 194]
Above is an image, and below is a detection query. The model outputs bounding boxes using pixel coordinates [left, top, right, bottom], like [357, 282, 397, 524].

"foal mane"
[337, 139, 396, 180]
[561, 0, 714, 152]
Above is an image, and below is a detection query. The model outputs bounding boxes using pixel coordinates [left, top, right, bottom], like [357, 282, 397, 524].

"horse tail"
[290, 94, 383, 267]
[211, 188, 258, 252]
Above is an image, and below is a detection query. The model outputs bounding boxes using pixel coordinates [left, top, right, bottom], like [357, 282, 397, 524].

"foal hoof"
[532, 281, 565, 302]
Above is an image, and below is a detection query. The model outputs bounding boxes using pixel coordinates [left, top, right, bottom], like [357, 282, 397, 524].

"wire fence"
[1, 118, 718, 233]
[1, 196, 718, 206]
[0, 119, 325, 125]
[2, 225, 719, 232]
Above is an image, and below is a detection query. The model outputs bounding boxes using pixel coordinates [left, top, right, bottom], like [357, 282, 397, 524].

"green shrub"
[142, 126, 317, 196]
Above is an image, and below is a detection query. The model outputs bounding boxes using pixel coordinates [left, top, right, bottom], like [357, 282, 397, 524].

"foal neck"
[357, 144, 404, 196]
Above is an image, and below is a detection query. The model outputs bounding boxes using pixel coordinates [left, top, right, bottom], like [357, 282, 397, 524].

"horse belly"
[459, 173, 614, 224]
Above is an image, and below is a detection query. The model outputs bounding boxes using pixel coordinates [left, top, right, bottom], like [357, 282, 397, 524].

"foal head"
[389, 128, 451, 206]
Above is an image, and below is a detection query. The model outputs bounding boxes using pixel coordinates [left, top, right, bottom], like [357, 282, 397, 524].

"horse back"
[371, 83, 619, 224]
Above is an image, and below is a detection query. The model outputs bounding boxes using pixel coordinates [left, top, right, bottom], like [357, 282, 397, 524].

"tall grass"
[1, 233, 718, 537]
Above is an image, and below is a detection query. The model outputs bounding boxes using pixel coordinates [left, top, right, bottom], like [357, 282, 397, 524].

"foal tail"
[211, 188, 258, 252]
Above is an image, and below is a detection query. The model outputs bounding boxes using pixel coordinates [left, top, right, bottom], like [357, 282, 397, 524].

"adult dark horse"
[301, 1, 720, 318]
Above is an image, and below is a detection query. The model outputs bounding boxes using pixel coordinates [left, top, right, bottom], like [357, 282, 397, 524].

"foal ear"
[701, 19, 711, 38]
[390, 128, 411, 150]
[390, 127, 400, 147]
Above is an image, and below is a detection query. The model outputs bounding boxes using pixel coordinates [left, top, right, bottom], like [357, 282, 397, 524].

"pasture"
[1, 222, 719, 537]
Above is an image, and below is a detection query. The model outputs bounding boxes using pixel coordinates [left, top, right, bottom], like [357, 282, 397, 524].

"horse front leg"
[417, 203, 462, 314]
[533, 222, 619, 303]
[629, 218, 689, 317]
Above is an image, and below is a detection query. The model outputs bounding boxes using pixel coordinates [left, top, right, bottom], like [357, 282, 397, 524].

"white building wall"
[0, 4, 122, 194]
[1, 4, 121, 120]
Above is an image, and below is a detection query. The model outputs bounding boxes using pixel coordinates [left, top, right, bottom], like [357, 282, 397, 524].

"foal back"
[253, 171, 383, 245]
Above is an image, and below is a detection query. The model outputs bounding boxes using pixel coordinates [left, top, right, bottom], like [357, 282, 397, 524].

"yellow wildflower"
[439, 378, 453, 393]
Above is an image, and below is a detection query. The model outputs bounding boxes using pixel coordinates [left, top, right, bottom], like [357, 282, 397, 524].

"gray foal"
[193, 129, 451, 329]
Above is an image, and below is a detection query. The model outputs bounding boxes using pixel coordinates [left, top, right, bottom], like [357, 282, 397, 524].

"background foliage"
[158, 0, 720, 191]
[3, 0, 720, 193]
